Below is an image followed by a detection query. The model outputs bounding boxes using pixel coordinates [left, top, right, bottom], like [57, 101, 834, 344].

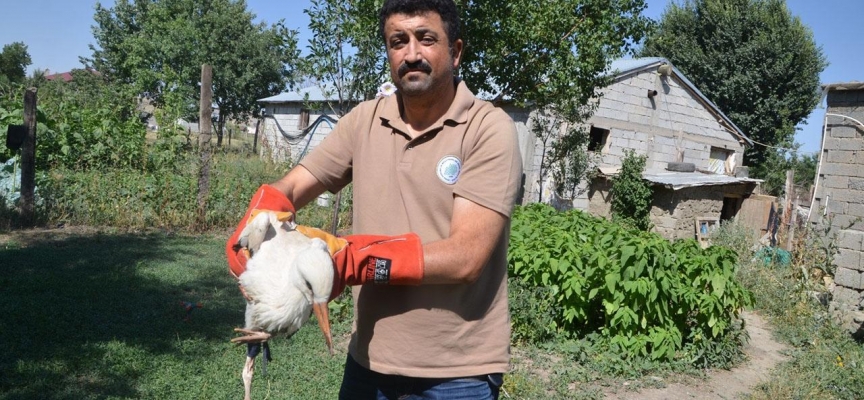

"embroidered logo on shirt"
[436, 155, 462, 185]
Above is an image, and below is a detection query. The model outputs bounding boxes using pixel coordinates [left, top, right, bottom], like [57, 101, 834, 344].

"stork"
[231, 211, 335, 400]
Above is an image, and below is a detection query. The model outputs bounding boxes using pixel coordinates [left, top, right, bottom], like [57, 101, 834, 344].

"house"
[256, 86, 343, 164]
[518, 58, 765, 241]
[810, 81, 864, 328]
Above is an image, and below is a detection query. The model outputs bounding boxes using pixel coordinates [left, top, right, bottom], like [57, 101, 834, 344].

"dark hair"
[379, 0, 461, 46]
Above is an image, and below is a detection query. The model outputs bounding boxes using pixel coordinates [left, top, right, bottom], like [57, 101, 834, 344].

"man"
[227, 0, 522, 398]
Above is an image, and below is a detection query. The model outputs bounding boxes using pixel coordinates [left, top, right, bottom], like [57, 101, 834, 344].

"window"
[588, 126, 610, 153]
[709, 147, 735, 175]
[298, 108, 310, 130]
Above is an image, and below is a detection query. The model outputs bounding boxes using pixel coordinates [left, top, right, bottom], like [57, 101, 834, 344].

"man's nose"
[404, 39, 422, 62]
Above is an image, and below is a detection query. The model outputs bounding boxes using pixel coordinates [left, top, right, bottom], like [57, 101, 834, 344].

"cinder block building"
[518, 58, 764, 241]
[811, 82, 864, 327]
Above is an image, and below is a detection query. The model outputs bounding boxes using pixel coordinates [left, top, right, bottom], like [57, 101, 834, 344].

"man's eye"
[421, 37, 436, 44]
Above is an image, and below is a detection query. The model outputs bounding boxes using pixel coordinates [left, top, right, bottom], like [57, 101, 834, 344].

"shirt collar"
[379, 78, 475, 137]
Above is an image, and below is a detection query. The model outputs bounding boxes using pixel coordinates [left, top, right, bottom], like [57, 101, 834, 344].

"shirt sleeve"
[453, 106, 523, 217]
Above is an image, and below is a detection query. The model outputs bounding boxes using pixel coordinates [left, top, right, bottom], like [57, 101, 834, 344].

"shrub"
[508, 203, 751, 362]
[610, 149, 652, 231]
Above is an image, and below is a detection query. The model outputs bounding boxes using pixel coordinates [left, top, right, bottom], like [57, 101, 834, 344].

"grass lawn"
[0, 230, 347, 399]
[4, 227, 863, 399]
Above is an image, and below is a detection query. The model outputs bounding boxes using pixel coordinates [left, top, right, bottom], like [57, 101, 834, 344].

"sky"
[1, 0, 861, 155]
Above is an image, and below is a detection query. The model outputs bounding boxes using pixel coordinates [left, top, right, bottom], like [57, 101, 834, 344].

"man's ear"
[451, 39, 463, 68]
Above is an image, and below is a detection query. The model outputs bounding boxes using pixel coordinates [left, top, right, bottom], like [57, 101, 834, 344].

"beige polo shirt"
[300, 80, 522, 378]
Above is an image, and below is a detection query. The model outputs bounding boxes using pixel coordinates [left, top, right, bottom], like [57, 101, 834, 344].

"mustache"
[397, 61, 432, 77]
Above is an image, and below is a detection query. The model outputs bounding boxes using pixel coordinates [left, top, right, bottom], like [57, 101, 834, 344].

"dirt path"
[607, 311, 787, 400]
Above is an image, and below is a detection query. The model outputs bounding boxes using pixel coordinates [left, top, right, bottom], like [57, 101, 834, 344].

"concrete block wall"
[518, 67, 746, 213]
[260, 104, 336, 165]
[590, 71, 744, 173]
[815, 89, 864, 312]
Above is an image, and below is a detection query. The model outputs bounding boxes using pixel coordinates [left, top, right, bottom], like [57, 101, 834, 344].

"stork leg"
[232, 329, 272, 400]
[242, 356, 254, 400]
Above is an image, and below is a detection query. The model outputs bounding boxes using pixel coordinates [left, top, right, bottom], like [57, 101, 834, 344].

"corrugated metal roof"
[642, 171, 762, 190]
[598, 166, 762, 190]
[606, 57, 752, 146]
[258, 85, 336, 103]
[822, 81, 864, 91]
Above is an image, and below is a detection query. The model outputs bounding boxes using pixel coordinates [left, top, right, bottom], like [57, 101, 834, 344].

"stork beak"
[312, 301, 334, 356]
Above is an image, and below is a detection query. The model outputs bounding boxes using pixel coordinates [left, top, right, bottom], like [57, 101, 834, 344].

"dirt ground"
[607, 311, 787, 400]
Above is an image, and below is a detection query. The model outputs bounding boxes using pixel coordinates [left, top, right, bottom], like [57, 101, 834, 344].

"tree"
[640, 0, 826, 194]
[0, 42, 32, 85]
[85, 0, 301, 145]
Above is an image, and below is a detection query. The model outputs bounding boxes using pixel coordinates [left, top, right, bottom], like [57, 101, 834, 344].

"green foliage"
[640, 0, 827, 195]
[36, 153, 281, 230]
[610, 150, 652, 231]
[508, 203, 752, 363]
[756, 151, 819, 196]
[26, 152, 349, 232]
[86, 0, 301, 140]
[709, 219, 758, 264]
[0, 42, 31, 85]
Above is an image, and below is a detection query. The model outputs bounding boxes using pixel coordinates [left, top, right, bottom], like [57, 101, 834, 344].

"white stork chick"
[231, 211, 334, 400]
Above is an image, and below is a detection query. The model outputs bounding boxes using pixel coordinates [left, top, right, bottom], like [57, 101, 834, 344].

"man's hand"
[226, 185, 296, 279]
[294, 226, 425, 300]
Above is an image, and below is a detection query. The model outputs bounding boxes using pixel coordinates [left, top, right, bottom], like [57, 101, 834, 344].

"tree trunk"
[196, 65, 213, 231]
[252, 118, 261, 155]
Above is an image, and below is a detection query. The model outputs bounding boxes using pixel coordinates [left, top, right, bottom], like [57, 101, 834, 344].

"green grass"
[5, 219, 861, 399]
[0, 232, 348, 400]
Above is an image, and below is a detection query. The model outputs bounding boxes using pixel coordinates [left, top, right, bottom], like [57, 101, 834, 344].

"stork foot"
[231, 328, 272, 344]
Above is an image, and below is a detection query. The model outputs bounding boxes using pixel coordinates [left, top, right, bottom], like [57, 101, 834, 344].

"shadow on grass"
[0, 231, 245, 399]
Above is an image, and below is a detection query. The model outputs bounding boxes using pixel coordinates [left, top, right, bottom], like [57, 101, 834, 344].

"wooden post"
[252, 118, 261, 155]
[786, 195, 799, 251]
[19, 88, 37, 226]
[783, 170, 794, 225]
[196, 65, 213, 231]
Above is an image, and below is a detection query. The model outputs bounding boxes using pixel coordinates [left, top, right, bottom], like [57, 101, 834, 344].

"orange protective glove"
[226, 184, 295, 279]
[294, 226, 425, 300]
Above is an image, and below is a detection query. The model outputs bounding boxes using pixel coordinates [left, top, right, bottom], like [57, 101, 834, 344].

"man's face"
[383, 12, 462, 98]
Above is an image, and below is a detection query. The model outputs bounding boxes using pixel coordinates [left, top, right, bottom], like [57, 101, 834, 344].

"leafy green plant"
[610, 149, 652, 231]
[508, 203, 751, 362]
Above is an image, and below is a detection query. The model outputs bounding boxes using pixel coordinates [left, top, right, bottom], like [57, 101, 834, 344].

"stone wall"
[588, 179, 756, 240]
[814, 88, 864, 317]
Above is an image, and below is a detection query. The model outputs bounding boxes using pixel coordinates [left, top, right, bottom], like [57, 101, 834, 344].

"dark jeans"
[339, 354, 503, 400]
